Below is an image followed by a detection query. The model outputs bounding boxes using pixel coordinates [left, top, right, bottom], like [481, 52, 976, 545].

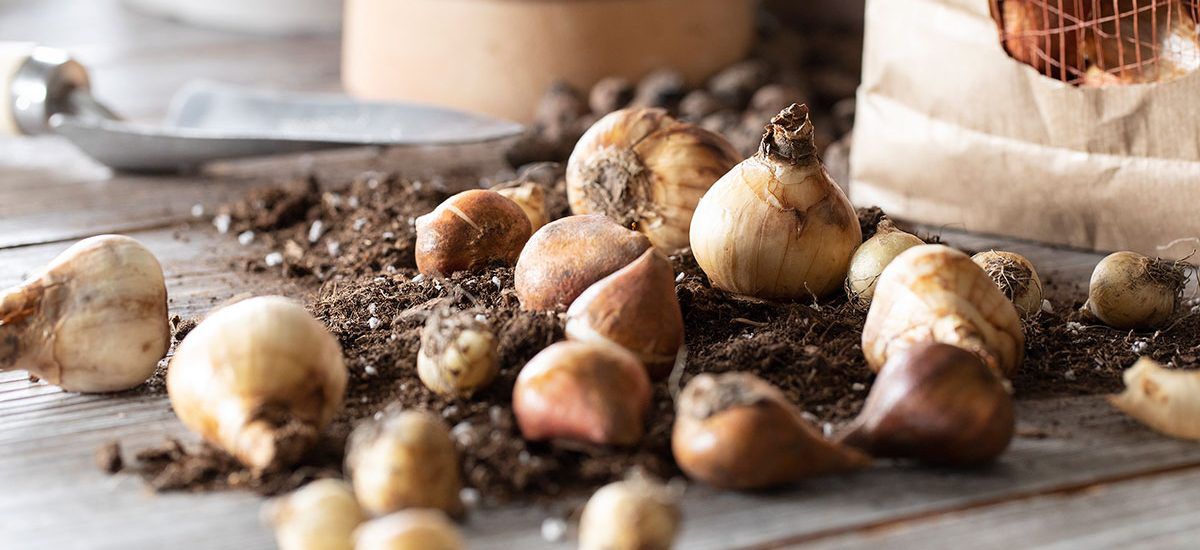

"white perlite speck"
[368, 303, 377, 315]
[308, 220, 325, 243]
[353, 218, 367, 231]
[540, 518, 568, 543]
[237, 231, 255, 246]
[326, 241, 341, 256]
[367, 317, 381, 330]
[213, 214, 232, 234]
[265, 252, 284, 267]
[364, 365, 378, 376]
[190, 204, 204, 218]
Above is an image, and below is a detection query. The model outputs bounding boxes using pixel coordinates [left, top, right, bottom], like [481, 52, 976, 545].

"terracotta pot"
[343, 0, 758, 122]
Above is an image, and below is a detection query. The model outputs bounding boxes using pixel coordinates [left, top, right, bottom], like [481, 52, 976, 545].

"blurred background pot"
[343, 0, 759, 122]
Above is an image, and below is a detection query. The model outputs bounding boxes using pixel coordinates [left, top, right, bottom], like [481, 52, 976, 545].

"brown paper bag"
[850, 0, 1200, 260]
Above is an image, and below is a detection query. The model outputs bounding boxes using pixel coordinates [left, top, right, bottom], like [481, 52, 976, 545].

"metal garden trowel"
[1, 44, 524, 173]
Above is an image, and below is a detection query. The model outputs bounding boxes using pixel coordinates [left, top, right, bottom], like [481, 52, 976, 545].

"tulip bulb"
[672, 372, 869, 490]
[495, 182, 549, 231]
[690, 104, 861, 299]
[346, 409, 464, 518]
[0, 235, 169, 392]
[513, 341, 651, 446]
[971, 250, 1044, 318]
[264, 479, 365, 550]
[168, 296, 347, 472]
[515, 214, 651, 311]
[845, 220, 923, 307]
[863, 245, 1025, 377]
[567, 107, 740, 252]
[354, 510, 464, 550]
[417, 306, 499, 398]
[579, 477, 681, 550]
[1110, 357, 1200, 440]
[414, 189, 532, 276]
[566, 249, 683, 380]
[1083, 251, 1187, 330]
[839, 342, 1015, 466]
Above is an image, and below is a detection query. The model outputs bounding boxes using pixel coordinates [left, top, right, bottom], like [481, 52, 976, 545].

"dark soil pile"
[122, 165, 1200, 502]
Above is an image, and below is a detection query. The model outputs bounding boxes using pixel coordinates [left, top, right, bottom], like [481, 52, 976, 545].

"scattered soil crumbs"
[125, 163, 1200, 502]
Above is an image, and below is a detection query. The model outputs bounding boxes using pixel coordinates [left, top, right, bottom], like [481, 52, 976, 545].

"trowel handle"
[0, 42, 92, 136]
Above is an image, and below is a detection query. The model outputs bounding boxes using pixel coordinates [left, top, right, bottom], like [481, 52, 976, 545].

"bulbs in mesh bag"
[690, 104, 861, 300]
[863, 245, 1024, 377]
[168, 296, 347, 472]
[1110, 357, 1200, 440]
[0, 235, 169, 392]
[672, 372, 869, 490]
[1083, 251, 1187, 330]
[263, 479, 364, 550]
[845, 220, 923, 307]
[567, 107, 740, 252]
[972, 250, 1044, 318]
[346, 408, 465, 518]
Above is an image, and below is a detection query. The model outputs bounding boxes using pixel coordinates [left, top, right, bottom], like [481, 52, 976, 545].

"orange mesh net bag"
[992, 0, 1200, 84]
[851, 0, 1200, 260]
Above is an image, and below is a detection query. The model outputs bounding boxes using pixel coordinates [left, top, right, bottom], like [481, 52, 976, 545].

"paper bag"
[851, 0, 1200, 260]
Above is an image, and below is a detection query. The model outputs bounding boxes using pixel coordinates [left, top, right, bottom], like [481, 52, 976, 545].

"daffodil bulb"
[690, 104, 861, 299]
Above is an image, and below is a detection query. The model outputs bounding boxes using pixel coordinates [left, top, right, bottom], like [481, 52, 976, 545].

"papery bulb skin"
[689, 104, 861, 300]
[567, 107, 740, 253]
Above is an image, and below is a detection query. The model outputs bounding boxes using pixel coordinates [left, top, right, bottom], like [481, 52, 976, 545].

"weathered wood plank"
[799, 466, 1200, 549]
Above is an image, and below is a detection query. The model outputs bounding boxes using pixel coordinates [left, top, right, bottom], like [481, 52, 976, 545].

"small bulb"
[513, 341, 651, 446]
[579, 477, 681, 550]
[414, 189, 532, 276]
[845, 220, 923, 307]
[346, 408, 465, 518]
[972, 250, 1044, 318]
[1084, 251, 1186, 330]
[566, 249, 683, 380]
[263, 479, 364, 550]
[417, 306, 499, 398]
[168, 296, 346, 472]
[354, 510, 464, 550]
[672, 372, 869, 490]
[0, 235, 169, 392]
[838, 342, 1014, 466]
[494, 182, 549, 232]
[514, 215, 651, 311]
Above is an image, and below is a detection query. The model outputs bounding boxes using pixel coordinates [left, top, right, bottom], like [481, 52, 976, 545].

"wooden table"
[4, 2, 1200, 548]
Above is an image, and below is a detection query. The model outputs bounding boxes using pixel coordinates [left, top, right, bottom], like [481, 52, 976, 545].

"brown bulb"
[672, 372, 869, 490]
[512, 341, 651, 446]
[414, 189, 532, 276]
[514, 214, 651, 311]
[566, 249, 683, 380]
[839, 342, 1015, 466]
